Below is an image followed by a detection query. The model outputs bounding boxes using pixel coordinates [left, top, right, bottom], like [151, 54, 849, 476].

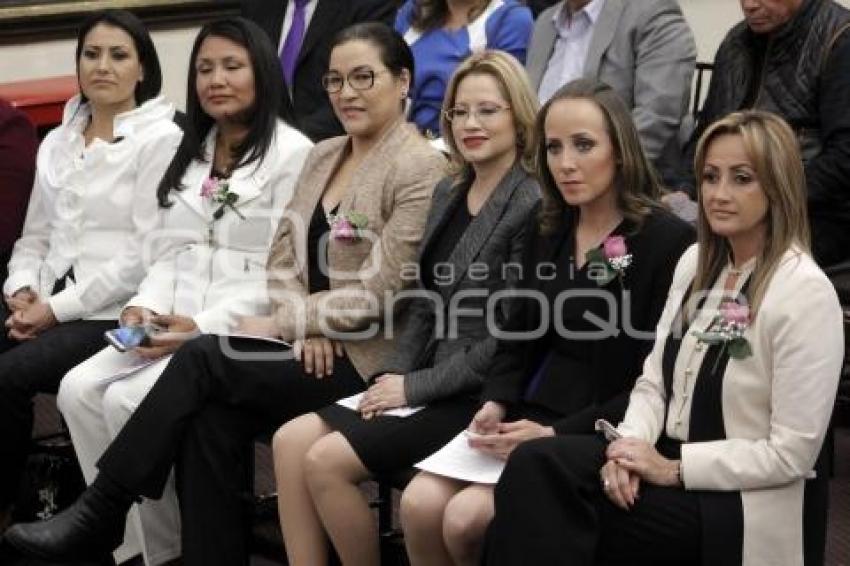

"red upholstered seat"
[0, 75, 78, 128]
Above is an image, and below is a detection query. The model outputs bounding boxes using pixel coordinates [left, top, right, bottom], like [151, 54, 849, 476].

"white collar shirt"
[538, 0, 607, 103]
[3, 94, 183, 322]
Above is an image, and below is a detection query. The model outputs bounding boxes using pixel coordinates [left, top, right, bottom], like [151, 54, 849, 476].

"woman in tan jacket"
[5, 21, 446, 566]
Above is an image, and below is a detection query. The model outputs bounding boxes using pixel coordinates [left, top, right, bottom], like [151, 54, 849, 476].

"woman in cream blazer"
[0, 10, 181, 528]
[485, 112, 844, 566]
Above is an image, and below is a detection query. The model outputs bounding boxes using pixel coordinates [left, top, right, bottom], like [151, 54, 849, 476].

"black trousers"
[803, 445, 829, 566]
[485, 435, 702, 566]
[0, 303, 114, 508]
[96, 334, 366, 566]
[811, 216, 850, 268]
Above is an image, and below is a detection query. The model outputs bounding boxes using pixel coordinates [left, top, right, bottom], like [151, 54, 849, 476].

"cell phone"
[594, 419, 622, 442]
[104, 324, 162, 352]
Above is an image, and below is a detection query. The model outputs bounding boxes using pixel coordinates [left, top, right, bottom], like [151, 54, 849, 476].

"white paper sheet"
[414, 431, 505, 484]
[335, 392, 425, 418]
[226, 333, 291, 346]
[101, 355, 162, 385]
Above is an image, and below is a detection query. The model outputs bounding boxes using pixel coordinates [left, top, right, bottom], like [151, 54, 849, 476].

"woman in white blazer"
[54, 18, 312, 565]
[484, 111, 844, 566]
[0, 10, 181, 530]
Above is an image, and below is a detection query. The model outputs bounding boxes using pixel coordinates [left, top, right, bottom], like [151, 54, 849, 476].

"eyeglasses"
[444, 104, 511, 124]
[322, 68, 390, 94]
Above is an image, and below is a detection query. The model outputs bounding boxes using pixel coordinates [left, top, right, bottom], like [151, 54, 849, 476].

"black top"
[306, 202, 336, 294]
[522, 227, 612, 416]
[420, 186, 475, 293]
[483, 207, 696, 435]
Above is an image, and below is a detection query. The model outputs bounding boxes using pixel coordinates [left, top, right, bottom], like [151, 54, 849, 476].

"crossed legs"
[274, 414, 377, 566]
[58, 349, 180, 565]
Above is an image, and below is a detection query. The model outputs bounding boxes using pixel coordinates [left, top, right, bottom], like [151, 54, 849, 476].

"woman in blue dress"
[395, 0, 533, 137]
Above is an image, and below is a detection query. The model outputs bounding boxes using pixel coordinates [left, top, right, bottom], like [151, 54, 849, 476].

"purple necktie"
[280, 0, 309, 88]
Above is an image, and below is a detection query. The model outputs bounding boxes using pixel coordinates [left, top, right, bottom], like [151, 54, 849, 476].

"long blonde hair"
[440, 50, 539, 181]
[534, 79, 662, 236]
[692, 110, 810, 317]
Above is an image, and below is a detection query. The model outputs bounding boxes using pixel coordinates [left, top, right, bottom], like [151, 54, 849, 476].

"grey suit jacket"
[380, 165, 541, 406]
[527, 0, 696, 165]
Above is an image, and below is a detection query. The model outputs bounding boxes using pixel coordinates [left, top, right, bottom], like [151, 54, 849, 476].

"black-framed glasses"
[444, 104, 511, 124]
[322, 68, 390, 94]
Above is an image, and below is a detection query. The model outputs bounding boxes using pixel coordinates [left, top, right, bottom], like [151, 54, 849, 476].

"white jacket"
[3, 94, 182, 322]
[126, 120, 312, 334]
[619, 244, 844, 566]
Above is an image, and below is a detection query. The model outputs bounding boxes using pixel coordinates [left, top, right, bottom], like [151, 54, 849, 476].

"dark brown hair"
[410, 0, 489, 32]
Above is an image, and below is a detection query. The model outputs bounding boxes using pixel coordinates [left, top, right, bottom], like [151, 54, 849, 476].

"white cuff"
[3, 271, 38, 297]
[49, 287, 86, 323]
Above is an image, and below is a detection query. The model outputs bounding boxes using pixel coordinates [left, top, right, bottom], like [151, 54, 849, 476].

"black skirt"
[317, 396, 479, 476]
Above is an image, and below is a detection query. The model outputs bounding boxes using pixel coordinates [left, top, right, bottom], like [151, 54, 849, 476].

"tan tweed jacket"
[266, 119, 447, 379]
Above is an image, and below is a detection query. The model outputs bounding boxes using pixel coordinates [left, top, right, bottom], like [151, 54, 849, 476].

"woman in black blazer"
[400, 79, 695, 566]
[271, 50, 541, 566]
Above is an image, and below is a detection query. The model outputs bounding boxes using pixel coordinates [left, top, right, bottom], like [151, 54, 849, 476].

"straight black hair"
[157, 17, 293, 207]
[329, 22, 415, 91]
[75, 9, 162, 105]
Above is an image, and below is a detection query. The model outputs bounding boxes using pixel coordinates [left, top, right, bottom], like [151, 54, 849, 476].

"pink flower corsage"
[201, 177, 245, 220]
[586, 235, 633, 286]
[693, 300, 753, 365]
[327, 211, 368, 242]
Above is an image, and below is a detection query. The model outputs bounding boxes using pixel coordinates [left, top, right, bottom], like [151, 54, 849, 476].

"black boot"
[3, 474, 135, 561]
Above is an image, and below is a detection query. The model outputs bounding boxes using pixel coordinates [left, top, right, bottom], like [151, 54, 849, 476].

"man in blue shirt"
[526, 0, 696, 182]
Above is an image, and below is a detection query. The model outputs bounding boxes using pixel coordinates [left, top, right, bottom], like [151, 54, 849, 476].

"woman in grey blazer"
[273, 50, 541, 565]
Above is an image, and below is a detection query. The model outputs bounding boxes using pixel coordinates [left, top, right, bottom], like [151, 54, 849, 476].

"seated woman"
[0, 9, 181, 531]
[273, 49, 540, 566]
[484, 111, 844, 566]
[400, 79, 696, 566]
[395, 0, 533, 137]
[55, 17, 312, 566]
[4, 22, 446, 566]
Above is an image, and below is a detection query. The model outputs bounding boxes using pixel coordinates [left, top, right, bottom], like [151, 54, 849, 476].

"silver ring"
[602, 477, 611, 490]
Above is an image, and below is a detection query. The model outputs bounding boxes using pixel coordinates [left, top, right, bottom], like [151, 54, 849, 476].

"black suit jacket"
[483, 207, 695, 435]
[242, 0, 395, 142]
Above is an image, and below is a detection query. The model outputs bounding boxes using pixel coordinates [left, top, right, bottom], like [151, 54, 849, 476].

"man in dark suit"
[242, 0, 395, 142]
[0, 100, 37, 291]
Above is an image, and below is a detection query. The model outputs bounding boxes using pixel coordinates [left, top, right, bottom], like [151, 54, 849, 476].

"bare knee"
[400, 474, 457, 535]
[303, 432, 365, 493]
[273, 413, 328, 463]
[442, 487, 494, 561]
